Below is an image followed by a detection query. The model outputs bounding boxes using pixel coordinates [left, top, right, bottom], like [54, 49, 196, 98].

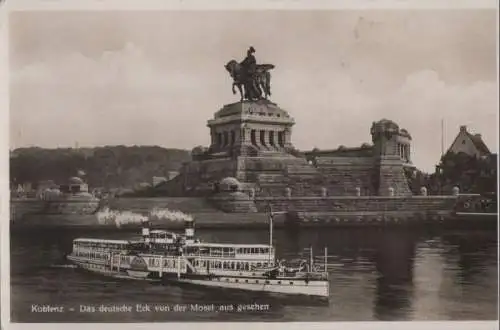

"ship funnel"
[141, 218, 151, 245]
[184, 217, 195, 244]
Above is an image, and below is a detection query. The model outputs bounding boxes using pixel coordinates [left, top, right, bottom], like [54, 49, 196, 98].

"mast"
[324, 246, 328, 277]
[268, 204, 273, 263]
[309, 245, 313, 272]
[441, 118, 445, 157]
[141, 218, 150, 247]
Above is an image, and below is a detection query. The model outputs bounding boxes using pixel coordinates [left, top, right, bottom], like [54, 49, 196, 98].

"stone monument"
[159, 47, 315, 197]
[157, 49, 414, 199]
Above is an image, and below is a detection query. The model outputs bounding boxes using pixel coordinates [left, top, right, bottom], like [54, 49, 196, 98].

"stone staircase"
[314, 157, 375, 196]
[253, 158, 326, 197]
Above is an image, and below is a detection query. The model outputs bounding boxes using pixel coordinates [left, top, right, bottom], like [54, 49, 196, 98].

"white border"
[1, 0, 499, 330]
[4, 0, 500, 10]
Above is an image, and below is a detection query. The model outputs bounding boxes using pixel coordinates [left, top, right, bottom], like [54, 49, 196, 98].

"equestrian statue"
[225, 47, 275, 101]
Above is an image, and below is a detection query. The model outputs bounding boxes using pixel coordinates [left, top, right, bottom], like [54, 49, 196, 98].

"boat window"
[289, 282, 293, 285]
[265, 280, 270, 284]
[245, 263, 249, 271]
[231, 262, 235, 270]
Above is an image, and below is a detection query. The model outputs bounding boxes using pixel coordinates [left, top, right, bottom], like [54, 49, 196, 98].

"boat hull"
[173, 276, 329, 298]
[67, 255, 330, 299]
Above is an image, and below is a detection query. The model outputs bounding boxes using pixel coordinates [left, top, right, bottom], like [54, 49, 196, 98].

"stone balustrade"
[253, 195, 457, 214]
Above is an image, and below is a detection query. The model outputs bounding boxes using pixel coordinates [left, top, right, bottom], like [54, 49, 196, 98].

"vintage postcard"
[1, 0, 498, 329]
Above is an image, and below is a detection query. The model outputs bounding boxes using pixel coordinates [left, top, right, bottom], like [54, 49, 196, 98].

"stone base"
[375, 156, 412, 196]
[209, 191, 258, 213]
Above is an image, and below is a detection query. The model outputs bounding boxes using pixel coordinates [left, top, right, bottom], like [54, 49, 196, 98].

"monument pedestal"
[206, 100, 295, 158]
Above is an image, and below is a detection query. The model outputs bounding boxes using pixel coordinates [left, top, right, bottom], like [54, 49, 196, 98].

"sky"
[9, 10, 498, 172]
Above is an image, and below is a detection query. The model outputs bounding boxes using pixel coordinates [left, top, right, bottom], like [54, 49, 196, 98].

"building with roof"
[445, 125, 491, 158]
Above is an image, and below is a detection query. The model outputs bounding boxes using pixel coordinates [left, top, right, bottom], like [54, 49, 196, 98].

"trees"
[433, 152, 497, 195]
[9, 146, 191, 190]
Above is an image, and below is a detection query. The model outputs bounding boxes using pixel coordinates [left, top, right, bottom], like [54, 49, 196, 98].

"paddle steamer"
[66, 212, 330, 299]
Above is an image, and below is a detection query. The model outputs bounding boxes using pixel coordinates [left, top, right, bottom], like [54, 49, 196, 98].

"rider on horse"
[240, 47, 260, 98]
[241, 46, 257, 78]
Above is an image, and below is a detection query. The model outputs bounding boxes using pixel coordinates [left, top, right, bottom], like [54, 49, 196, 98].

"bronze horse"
[225, 60, 274, 101]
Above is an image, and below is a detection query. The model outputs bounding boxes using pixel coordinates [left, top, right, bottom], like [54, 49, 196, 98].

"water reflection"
[441, 232, 498, 283]
[372, 230, 416, 320]
[9, 226, 499, 321]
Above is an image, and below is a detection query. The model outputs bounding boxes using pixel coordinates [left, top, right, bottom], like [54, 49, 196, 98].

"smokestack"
[142, 219, 151, 246]
[475, 133, 482, 139]
[184, 218, 195, 244]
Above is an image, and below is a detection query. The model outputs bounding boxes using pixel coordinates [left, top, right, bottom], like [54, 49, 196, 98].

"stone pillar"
[278, 131, 284, 147]
[217, 132, 223, 148]
[420, 186, 427, 196]
[388, 187, 395, 197]
[284, 127, 292, 147]
[223, 131, 229, 147]
[452, 186, 460, 196]
[285, 187, 292, 198]
[240, 126, 248, 145]
[250, 129, 257, 146]
[321, 187, 327, 197]
[230, 130, 236, 146]
[268, 130, 276, 149]
[256, 129, 264, 148]
[264, 129, 272, 148]
[355, 187, 361, 196]
[210, 128, 216, 148]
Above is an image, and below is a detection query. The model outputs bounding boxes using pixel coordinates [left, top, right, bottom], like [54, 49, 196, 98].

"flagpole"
[268, 204, 273, 264]
[441, 118, 444, 157]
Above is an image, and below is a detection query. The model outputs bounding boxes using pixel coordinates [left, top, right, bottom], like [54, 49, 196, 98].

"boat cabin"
[73, 238, 130, 252]
[149, 230, 178, 245]
[184, 243, 275, 261]
[72, 238, 130, 260]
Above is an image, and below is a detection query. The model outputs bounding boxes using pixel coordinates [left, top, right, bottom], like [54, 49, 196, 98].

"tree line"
[10, 146, 191, 191]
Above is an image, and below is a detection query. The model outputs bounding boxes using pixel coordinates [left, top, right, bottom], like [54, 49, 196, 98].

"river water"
[9, 224, 499, 322]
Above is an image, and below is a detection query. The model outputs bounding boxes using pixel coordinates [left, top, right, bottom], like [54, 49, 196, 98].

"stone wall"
[315, 156, 375, 196]
[158, 158, 239, 196]
[209, 192, 258, 213]
[252, 195, 457, 214]
[375, 156, 412, 196]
